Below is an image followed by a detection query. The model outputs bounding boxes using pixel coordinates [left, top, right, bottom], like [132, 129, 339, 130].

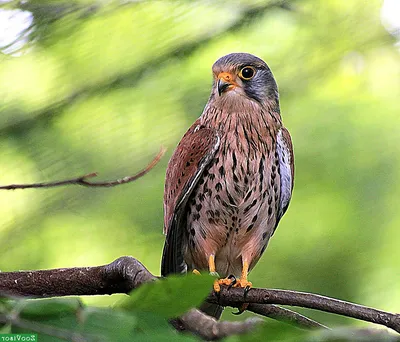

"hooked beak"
[217, 79, 231, 96]
[217, 72, 238, 96]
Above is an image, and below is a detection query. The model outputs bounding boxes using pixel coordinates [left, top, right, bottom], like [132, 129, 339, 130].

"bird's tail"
[199, 302, 224, 320]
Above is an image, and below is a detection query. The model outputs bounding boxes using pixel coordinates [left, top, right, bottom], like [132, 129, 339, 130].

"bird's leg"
[208, 255, 219, 277]
[209, 254, 236, 292]
[233, 259, 252, 289]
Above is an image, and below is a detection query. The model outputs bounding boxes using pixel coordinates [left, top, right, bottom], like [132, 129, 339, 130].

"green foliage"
[231, 322, 400, 342]
[307, 328, 400, 342]
[1, 292, 199, 341]
[119, 273, 214, 318]
[229, 321, 310, 342]
[18, 298, 82, 319]
[3, 295, 397, 341]
[0, 274, 213, 341]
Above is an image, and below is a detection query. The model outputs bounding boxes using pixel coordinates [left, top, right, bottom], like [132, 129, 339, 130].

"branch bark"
[1, 256, 399, 339]
[0, 256, 264, 340]
[177, 309, 263, 341]
[0, 147, 165, 190]
[0, 256, 156, 297]
[208, 287, 400, 334]
[247, 303, 329, 330]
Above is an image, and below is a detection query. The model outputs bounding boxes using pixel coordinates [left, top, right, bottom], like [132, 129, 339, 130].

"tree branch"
[208, 287, 400, 334]
[0, 147, 165, 190]
[0, 257, 262, 340]
[1, 256, 399, 338]
[177, 309, 263, 341]
[247, 303, 329, 330]
[0, 256, 156, 297]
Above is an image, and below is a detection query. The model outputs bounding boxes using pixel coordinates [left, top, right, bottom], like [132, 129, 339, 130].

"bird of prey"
[161, 53, 294, 318]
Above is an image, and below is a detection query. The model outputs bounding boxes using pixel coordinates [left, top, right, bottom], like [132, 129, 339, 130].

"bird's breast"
[185, 118, 281, 276]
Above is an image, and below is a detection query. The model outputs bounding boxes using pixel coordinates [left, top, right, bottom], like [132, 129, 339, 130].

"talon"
[192, 269, 201, 275]
[213, 276, 236, 293]
[232, 303, 249, 315]
[227, 274, 237, 289]
[230, 276, 251, 314]
[244, 284, 251, 299]
[233, 279, 252, 289]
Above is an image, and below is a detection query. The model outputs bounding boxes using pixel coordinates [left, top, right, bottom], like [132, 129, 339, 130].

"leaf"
[232, 322, 400, 342]
[19, 298, 82, 319]
[229, 320, 309, 342]
[79, 307, 138, 341]
[129, 311, 198, 342]
[118, 273, 214, 318]
[14, 300, 139, 342]
[308, 327, 400, 342]
[9, 298, 196, 342]
[0, 323, 11, 334]
[77, 308, 196, 341]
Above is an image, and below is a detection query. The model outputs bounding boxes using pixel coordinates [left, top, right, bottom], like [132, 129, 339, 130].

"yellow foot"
[231, 278, 252, 315]
[213, 276, 236, 292]
[232, 279, 252, 289]
[192, 269, 201, 275]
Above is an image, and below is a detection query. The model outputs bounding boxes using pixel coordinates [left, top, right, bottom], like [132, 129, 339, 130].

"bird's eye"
[239, 66, 256, 80]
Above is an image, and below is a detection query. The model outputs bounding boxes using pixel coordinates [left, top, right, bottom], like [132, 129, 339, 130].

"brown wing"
[276, 127, 295, 223]
[161, 120, 220, 276]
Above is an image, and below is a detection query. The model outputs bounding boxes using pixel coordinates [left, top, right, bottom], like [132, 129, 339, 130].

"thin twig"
[0, 147, 166, 190]
[177, 309, 263, 341]
[247, 303, 329, 330]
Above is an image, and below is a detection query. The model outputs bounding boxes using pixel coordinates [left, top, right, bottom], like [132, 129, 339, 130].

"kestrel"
[161, 53, 294, 318]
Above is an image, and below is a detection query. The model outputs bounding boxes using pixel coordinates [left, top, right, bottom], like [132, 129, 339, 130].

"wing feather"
[276, 127, 294, 223]
[161, 120, 220, 276]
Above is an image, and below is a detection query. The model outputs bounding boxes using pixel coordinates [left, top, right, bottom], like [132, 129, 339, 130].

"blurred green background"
[0, 0, 399, 329]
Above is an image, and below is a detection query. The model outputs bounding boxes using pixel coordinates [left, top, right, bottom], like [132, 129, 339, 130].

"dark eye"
[239, 66, 256, 80]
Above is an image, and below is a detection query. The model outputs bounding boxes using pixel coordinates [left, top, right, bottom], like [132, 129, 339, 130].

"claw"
[231, 278, 252, 314]
[192, 269, 201, 275]
[244, 284, 251, 299]
[227, 274, 237, 289]
[233, 279, 252, 289]
[232, 303, 249, 315]
[213, 276, 236, 293]
[209, 255, 252, 316]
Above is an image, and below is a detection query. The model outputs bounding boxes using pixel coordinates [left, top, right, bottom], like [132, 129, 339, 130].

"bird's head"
[210, 53, 279, 109]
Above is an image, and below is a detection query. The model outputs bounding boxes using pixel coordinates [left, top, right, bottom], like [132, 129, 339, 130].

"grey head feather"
[212, 52, 279, 107]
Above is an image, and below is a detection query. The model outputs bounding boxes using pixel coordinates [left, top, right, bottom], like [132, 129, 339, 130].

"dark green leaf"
[19, 298, 82, 319]
[118, 273, 214, 318]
